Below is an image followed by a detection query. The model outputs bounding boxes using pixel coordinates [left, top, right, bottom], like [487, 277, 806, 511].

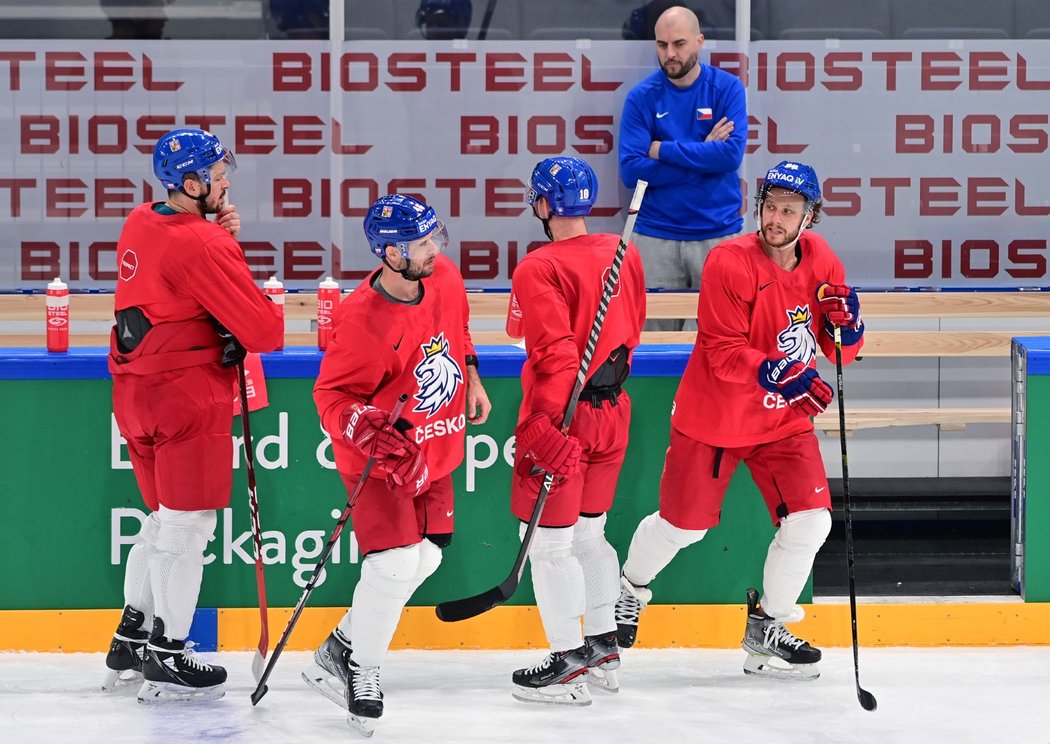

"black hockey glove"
[215, 322, 247, 368]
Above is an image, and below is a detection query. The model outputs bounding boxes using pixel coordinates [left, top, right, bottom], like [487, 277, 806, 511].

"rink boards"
[1, 345, 1047, 651]
[3, 602, 1050, 653]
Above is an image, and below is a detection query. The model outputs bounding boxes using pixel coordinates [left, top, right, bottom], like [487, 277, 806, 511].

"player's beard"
[403, 257, 436, 281]
[661, 52, 698, 81]
[200, 188, 227, 215]
[761, 222, 802, 251]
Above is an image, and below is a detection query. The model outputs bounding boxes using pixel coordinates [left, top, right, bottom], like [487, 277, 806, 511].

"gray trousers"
[634, 231, 745, 331]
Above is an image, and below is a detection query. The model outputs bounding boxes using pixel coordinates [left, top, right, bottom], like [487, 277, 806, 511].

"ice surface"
[0, 647, 1045, 743]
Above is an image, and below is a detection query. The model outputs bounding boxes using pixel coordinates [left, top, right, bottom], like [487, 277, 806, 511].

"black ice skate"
[741, 588, 821, 681]
[614, 574, 652, 649]
[137, 619, 227, 703]
[583, 632, 621, 693]
[302, 629, 353, 709]
[345, 658, 383, 737]
[511, 647, 592, 706]
[102, 605, 148, 692]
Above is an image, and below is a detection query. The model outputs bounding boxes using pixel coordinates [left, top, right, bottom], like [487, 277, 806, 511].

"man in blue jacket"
[619, 5, 748, 328]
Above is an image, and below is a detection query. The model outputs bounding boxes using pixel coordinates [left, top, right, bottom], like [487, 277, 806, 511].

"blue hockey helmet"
[758, 160, 821, 207]
[363, 194, 448, 259]
[417, 0, 472, 39]
[153, 128, 236, 192]
[526, 157, 598, 217]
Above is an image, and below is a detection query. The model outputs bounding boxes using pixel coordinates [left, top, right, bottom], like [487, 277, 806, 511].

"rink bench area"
[1, 288, 1044, 434]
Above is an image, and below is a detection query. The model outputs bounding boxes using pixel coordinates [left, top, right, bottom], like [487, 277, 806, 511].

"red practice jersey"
[113, 202, 282, 352]
[671, 231, 863, 448]
[509, 233, 647, 421]
[314, 254, 477, 481]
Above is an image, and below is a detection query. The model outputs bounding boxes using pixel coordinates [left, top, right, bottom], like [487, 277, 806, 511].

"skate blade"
[512, 681, 592, 706]
[347, 713, 377, 737]
[301, 667, 347, 710]
[742, 653, 820, 681]
[585, 667, 619, 694]
[136, 680, 226, 704]
[101, 668, 142, 693]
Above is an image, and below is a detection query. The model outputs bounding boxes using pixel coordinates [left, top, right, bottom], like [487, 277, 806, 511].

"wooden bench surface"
[2, 290, 1049, 322]
[0, 329, 1039, 356]
[812, 407, 1010, 433]
[1, 291, 1047, 357]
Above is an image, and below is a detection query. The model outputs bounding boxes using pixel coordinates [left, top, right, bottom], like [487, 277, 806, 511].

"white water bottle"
[263, 275, 285, 350]
[317, 276, 340, 350]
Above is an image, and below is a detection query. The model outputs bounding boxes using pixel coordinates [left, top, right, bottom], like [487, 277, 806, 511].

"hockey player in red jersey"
[507, 157, 647, 705]
[103, 128, 283, 702]
[615, 160, 864, 680]
[308, 193, 491, 734]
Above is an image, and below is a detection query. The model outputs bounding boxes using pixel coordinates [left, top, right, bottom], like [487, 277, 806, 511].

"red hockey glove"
[759, 357, 833, 417]
[513, 413, 582, 493]
[817, 283, 864, 345]
[342, 404, 413, 460]
[382, 445, 430, 497]
[342, 405, 429, 497]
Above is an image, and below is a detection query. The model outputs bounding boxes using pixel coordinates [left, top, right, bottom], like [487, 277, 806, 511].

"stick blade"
[251, 649, 266, 685]
[250, 683, 269, 706]
[858, 687, 878, 711]
[435, 586, 508, 622]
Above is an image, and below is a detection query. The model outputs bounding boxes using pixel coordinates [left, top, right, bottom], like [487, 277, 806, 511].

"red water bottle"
[317, 276, 340, 350]
[263, 275, 285, 350]
[46, 277, 69, 352]
[506, 291, 524, 340]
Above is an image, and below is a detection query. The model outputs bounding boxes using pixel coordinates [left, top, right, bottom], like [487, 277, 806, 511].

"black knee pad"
[425, 532, 453, 549]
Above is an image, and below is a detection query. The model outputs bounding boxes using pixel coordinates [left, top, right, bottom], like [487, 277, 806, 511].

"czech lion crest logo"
[412, 332, 463, 418]
[776, 305, 817, 363]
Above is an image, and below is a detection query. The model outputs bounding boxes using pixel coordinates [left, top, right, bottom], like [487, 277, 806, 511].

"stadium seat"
[1015, 0, 1050, 39]
[403, 26, 514, 40]
[777, 27, 886, 40]
[768, 0, 889, 40]
[890, 0, 1012, 39]
[346, 0, 401, 40]
[703, 25, 764, 42]
[899, 27, 1009, 39]
[0, 19, 112, 39]
[527, 27, 625, 40]
[522, 0, 622, 40]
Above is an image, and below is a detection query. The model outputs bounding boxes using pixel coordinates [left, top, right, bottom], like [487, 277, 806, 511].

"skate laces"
[179, 642, 213, 671]
[615, 590, 641, 625]
[762, 621, 805, 651]
[352, 666, 381, 701]
[522, 653, 559, 675]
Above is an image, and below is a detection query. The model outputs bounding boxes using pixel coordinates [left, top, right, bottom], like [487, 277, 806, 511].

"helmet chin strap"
[382, 254, 417, 281]
[787, 216, 809, 247]
[178, 181, 212, 216]
[533, 204, 554, 241]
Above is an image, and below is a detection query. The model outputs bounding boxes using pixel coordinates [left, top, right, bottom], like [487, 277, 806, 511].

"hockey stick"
[833, 326, 878, 712]
[251, 394, 409, 706]
[435, 179, 649, 623]
[238, 361, 269, 685]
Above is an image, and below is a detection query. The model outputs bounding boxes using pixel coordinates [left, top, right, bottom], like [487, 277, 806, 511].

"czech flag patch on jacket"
[697, 107, 713, 120]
